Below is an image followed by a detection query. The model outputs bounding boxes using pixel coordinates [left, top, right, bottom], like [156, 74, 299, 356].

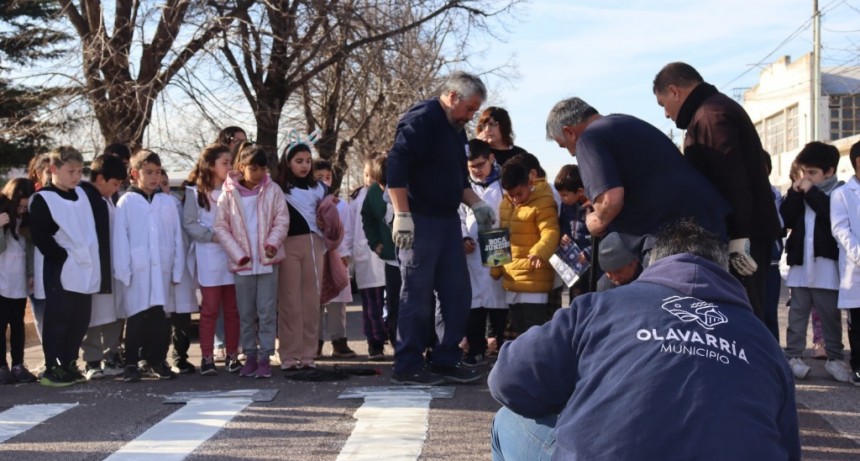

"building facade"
[743, 53, 860, 188]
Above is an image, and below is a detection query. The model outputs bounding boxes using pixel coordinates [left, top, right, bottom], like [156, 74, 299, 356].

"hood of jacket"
[636, 253, 751, 311]
[224, 170, 270, 196]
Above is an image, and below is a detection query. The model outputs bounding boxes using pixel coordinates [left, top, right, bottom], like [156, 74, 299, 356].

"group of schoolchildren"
[0, 126, 408, 387]
[777, 140, 860, 386]
[4, 122, 860, 388]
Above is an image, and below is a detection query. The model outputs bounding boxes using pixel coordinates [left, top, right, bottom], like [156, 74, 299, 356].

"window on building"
[757, 104, 800, 155]
[829, 94, 860, 140]
[765, 111, 785, 155]
[785, 105, 799, 150]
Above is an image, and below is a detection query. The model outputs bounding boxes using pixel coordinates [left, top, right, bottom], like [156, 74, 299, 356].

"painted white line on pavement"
[337, 392, 433, 461]
[104, 398, 252, 461]
[0, 403, 78, 443]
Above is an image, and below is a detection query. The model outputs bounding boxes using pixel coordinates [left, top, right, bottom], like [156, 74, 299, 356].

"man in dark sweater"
[653, 62, 782, 329]
[488, 221, 800, 460]
[386, 71, 496, 385]
[545, 97, 730, 258]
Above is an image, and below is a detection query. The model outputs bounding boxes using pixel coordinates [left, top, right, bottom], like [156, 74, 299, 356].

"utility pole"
[812, 0, 821, 141]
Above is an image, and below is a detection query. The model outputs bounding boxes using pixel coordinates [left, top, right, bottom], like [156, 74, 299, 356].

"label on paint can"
[478, 228, 512, 267]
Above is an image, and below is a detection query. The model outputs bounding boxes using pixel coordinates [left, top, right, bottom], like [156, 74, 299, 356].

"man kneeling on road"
[488, 221, 800, 461]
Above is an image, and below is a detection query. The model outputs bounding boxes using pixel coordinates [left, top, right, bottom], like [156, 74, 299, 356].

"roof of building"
[823, 65, 860, 95]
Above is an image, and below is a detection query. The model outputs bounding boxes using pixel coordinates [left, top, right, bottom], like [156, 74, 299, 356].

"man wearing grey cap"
[545, 97, 730, 260]
[596, 232, 641, 291]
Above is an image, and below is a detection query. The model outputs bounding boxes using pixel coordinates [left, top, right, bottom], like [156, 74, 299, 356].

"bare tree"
[298, 8, 457, 193]
[218, 0, 516, 175]
[58, 0, 253, 147]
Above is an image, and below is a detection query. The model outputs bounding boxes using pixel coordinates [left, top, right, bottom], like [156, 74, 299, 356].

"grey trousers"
[235, 269, 278, 359]
[319, 301, 347, 340]
[785, 287, 844, 360]
[81, 319, 124, 362]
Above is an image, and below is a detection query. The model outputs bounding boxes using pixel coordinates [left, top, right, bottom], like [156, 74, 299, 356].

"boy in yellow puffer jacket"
[491, 160, 560, 336]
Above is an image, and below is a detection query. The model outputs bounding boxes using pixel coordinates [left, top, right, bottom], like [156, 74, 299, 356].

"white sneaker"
[824, 359, 853, 383]
[789, 357, 810, 379]
[85, 366, 105, 381]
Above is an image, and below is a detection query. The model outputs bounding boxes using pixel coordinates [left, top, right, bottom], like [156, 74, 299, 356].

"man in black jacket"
[653, 62, 782, 333]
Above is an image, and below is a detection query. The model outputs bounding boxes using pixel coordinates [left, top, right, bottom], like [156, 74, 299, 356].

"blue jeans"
[491, 407, 557, 461]
[394, 213, 470, 374]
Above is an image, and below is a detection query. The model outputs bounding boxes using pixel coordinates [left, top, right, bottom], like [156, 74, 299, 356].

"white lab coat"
[184, 186, 233, 287]
[0, 227, 27, 299]
[460, 178, 506, 309]
[113, 191, 185, 317]
[35, 187, 102, 294]
[166, 193, 199, 314]
[350, 187, 385, 289]
[831, 176, 860, 308]
[90, 195, 122, 327]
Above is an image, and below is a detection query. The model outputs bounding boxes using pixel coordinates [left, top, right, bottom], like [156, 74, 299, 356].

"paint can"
[478, 228, 512, 267]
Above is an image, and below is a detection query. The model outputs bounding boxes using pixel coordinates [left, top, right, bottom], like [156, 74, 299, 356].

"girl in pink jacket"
[214, 143, 289, 379]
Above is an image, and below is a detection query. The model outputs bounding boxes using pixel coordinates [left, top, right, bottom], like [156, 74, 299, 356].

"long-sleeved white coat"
[831, 176, 860, 308]
[113, 191, 185, 317]
[350, 187, 385, 289]
[460, 178, 506, 309]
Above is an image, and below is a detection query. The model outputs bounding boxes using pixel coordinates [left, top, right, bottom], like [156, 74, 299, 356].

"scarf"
[675, 83, 719, 130]
[815, 175, 840, 195]
[469, 162, 501, 188]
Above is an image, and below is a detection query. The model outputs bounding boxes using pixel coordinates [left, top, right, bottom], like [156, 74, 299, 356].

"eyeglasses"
[468, 160, 489, 171]
[478, 121, 500, 131]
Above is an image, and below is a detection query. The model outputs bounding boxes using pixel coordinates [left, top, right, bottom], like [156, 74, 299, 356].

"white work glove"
[728, 238, 758, 277]
[392, 212, 415, 249]
[471, 200, 496, 233]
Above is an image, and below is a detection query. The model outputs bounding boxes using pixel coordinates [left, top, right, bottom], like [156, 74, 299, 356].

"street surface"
[1, 288, 859, 460]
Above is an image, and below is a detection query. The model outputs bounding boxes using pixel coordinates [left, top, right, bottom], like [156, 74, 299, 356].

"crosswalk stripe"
[0, 403, 78, 443]
[104, 397, 252, 461]
[336, 392, 433, 461]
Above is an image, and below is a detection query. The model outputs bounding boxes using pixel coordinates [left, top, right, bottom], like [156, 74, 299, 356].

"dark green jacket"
[361, 183, 396, 261]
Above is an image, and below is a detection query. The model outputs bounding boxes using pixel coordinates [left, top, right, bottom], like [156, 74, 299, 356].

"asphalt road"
[1, 288, 858, 461]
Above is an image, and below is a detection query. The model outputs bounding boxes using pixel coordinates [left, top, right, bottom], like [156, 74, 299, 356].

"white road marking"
[0, 403, 78, 443]
[104, 397, 252, 461]
[336, 392, 433, 461]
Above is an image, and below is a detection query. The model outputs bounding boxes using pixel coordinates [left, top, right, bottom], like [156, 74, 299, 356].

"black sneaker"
[123, 365, 141, 383]
[174, 359, 196, 375]
[200, 357, 218, 376]
[0, 366, 15, 384]
[65, 362, 86, 383]
[432, 364, 484, 384]
[461, 354, 485, 368]
[150, 361, 177, 380]
[225, 355, 243, 373]
[391, 369, 447, 386]
[11, 365, 37, 383]
[41, 365, 76, 387]
[852, 369, 860, 387]
[368, 344, 385, 362]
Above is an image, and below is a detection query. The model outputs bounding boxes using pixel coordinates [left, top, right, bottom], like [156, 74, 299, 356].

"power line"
[721, 19, 812, 90]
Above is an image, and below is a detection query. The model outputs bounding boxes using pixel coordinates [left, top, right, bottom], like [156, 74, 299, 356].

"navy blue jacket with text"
[489, 253, 800, 461]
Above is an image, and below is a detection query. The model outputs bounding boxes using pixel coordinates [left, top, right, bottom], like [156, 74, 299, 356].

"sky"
[471, 0, 860, 180]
